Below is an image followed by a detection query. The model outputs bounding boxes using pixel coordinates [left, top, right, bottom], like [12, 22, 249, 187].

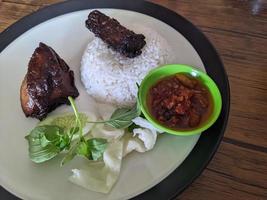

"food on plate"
[13, 5, 223, 196]
[23, 11, 173, 195]
[86, 10, 146, 58]
[17, 7, 222, 196]
[25, 96, 141, 163]
[81, 26, 171, 106]
[20, 43, 79, 120]
[25, 95, 159, 193]
[148, 73, 213, 129]
[25, 97, 108, 164]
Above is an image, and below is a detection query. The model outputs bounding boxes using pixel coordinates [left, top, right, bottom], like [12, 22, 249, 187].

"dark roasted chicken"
[86, 10, 146, 58]
[20, 43, 79, 120]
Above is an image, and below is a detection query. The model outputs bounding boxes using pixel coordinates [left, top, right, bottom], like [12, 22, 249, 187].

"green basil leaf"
[91, 149, 104, 161]
[105, 102, 141, 129]
[40, 135, 51, 147]
[25, 125, 68, 163]
[59, 134, 71, 150]
[110, 107, 132, 117]
[42, 126, 64, 146]
[29, 144, 60, 163]
[87, 138, 107, 161]
[76, 141, 90, 157]
[26, 139, 59, 163]
[74, 138, 107, 161]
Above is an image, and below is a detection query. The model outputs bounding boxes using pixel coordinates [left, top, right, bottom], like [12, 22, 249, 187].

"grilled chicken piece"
[20, 43, 79, 120]
[86, 10, 146, 58]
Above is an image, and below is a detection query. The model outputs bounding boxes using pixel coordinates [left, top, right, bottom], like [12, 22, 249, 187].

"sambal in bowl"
[139, 64, 222, 136]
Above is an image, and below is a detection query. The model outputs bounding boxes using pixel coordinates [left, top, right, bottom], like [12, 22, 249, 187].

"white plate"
[0, 9, 204, 200]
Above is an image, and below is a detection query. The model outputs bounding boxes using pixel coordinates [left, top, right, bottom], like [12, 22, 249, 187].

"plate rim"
[0, 0, 230, 199]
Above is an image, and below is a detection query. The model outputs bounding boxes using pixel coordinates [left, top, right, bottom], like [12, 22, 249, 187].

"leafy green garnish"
[105, 102, 141, 129]
[60, 97, 108, 165]
[86, 101, 141, 130]
[85, 84, 141, 129]
[60, 97, 108, 166]
[105, 83, 141, 129]
[25, 97, 108, 165]
[62, 138, 107, 166]
[84, 138, 107, 161]
[25, 125, 69, 163]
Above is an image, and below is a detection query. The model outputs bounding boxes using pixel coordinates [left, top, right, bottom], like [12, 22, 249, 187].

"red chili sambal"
[147, 73, 213, 130]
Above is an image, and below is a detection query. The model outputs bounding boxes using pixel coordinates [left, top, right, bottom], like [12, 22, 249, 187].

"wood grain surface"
[0, 0, 266, 199]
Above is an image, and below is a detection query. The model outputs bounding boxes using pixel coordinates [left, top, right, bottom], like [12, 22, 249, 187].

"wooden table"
[0, 0, 266, 199]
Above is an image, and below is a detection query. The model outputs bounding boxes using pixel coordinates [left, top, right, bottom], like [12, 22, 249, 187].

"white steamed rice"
[80, 26, 172, 106]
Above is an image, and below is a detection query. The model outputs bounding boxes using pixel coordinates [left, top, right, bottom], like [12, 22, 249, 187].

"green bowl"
[138, 64, 222, 136]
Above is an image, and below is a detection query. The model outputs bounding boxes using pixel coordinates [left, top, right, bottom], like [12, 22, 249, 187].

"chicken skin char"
[20, 42, 79, 120]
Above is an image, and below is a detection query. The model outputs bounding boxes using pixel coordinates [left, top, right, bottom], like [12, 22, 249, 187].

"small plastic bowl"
[138, 64, 222, 136]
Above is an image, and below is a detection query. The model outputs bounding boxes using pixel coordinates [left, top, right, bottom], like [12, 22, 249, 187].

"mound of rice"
[80, 26, 172, 106]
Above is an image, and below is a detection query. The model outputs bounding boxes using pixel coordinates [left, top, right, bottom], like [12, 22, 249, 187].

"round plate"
[0, 0, 230, 200]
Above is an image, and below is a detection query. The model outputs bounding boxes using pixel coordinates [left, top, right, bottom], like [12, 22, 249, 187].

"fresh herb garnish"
[85, 83, 142, 129]
[76, 138, 107, 160]
[61, 97, 108, 166]
[86, 99, 141, 129]
[86, 138, 107, 160]
[25, 84, 142, 164]
[105, 102, 141, 129]
[25, 125, 68, 163]
[25, 97, 108, 165]
[86, 103, 141, 129]
[105, 85, 141, 129]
